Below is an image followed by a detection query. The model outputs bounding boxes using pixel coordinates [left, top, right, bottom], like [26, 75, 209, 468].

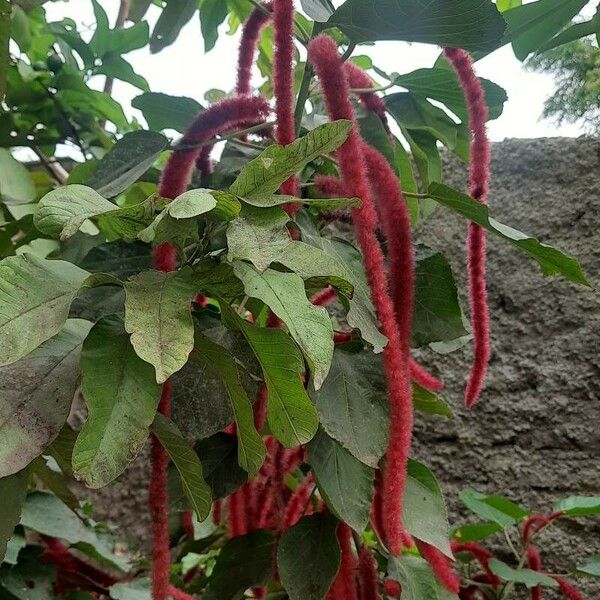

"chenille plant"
[0, 0, 597, 599]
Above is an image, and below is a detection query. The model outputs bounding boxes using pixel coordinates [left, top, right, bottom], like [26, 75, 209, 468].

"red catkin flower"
[334, 331, 353, 344]
[370, 470, 385, 544]
[415, 539, 460, 594]
[522, 512, 563, 542]
[227, 484, 249, 538]
[281, 472, 315, 529]
[357, 546, 379, 600]
[308, 33, 413, 555]
[182, 511, 194, 538]
[311, 286, 337, 307]
[383, 579, 401, 598]
[451, 541, 500, 587]
[236, 2, 273, 96]
[273, 0, 300, 201]
[343, 61, 390, 132]
[327, 523, 359, 600]
[553, 577, 583, 600]
[526, 546, 543, 600]
[253, 384, 268, 431]
[443, 47, 491, 409]
[212, 498, 222, 525]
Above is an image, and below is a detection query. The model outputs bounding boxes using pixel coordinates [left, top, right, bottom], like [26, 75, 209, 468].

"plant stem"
[340, 42, 356, 62]
[173, 121, 274, 151]
[103, 0, 131, 96]
[31, 145, 68, 184]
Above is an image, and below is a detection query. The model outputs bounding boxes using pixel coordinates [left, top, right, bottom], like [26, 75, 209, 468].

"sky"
[42, 0, 597, 143]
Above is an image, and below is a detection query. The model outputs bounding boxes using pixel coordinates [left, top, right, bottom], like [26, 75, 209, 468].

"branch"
[103, 0, 131, 96]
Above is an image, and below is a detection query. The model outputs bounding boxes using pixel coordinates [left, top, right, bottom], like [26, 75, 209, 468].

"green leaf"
[0, 319, 91, 478]
[390, 68, 507, 121]
[132, 92, 202, 132]
[310, 348, 389, 467]
[576, 554, 600, 578]
[0, 548, 56, 600]
[404, 129, 442, 190]
[124, 269, 198, 383]
[151, 413, 212, 521]
[388, 553, 454, 600]
[240, 194, 360, 210]
[46, 425, 77, 478]
[358, 112, 396, 167]
[0, 148, 35, 205]
[31, 457, 79, 512]
[413, 385, 453, 418]
[452, 522, 503, 542]
[428, 182, 590, 286]
[129, 0, 154, 22]
[0, 470, 29, 563]
[413, 245, 467, 348]
[0, 0, 10, 101]
[278, 514, 341, 600]
[300, 0, 334, 22]
[203, 530, 275, 600]
[504, 0, 588, 60]
[554, 496, 600, 517]
[459, 490, 530, 527]
[73, 316, 161, 488]
[150, 0, 198, 53]
[489, 559, 558, 588]
[58, 89, 128, 131]
[96, 55, 149, 92]
[0, 255, 95, 366]
[538, 17, 599, 52]
[404, 460, 452, 557]
[296, 213, 388, 352]
[3, 532, 26, 565]
[109, 578, 151, 600]
[199, 0, 229, 52]
[80, 241, 152, 279]
[35, 184, 118, 240]
[87, 131, 168, 198]
[330, 0, 505, 51]
[168, 188, 217, 219]
[229, 120, 352, 199]
[497, 0, 521, 11]
[224, 305, 319, 448]
[190, 330, 266, 477]
[308, 428, 374, 532]
[20, 492, 128, 571]
[10, 6, 31, 52]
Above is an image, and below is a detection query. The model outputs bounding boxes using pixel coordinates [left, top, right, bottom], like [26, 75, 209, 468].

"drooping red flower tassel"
[451, 541, 500, 588]
[415, 539, 460, 594]
[273, 0, 300, 201]
[281, 472, 315, 529]
[443, 47, 491, 409]
[526, 546, 543, 600]
[311, 286, 337, 307]
[327, 523, 359, 600]
[212, 498, 222, 525]
[522, 512, 563, 542]
[236, 2, 273, 96]
[227, 484, 249, 538]
[553, 577, 583, 600]
[343, 61, 389, 132]
[383, 580, 401, 598]
[308, 34, 413, 555]
[357, 546, 380, 600]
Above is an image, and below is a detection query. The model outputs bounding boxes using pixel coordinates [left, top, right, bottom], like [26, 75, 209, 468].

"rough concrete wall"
[85, 137, 600, 595]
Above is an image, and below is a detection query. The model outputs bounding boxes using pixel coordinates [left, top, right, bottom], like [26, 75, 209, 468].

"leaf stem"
[173, 121, 274, 151]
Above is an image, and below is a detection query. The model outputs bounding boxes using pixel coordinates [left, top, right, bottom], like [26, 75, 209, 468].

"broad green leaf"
[46, 425, 77, 478]
[190, 330, 266, 476]
[150, 0, 197, 53]
[58, 89, 128, 131]
[452, 522, 503, 542]
[538, 17, 599, 52]
[0, 0, 10, 101]
[109, 578, 152, 600]
[359, 112, 396, 167]
[203, 530, 275, 600]
[297, 213, 388, 351]
[132, 92, 202, 132]
[459, 490, 530, 527]
[20, 492, 128, 571]
[0, 148, 35, 205]
[330, 0, 505, 51]
[0, 548, 56, 600]
[80, 241, 152, 279]
[577, 554, 600, 578]
[489, 559, 558, 588]
[300, 0, 334, 22]
[308, 428, 374, 532]
[278, 514, 341, 600]
[413, 245, 467, 348]
[73, 316, 161, 488]
[223, 305, 319, 448]
[413, 385, 453, 418]
[96, 55, 149, 91]
[0, 470, 29, 563]
[404, 129, 442, 191]
[196, 433, 247, 498]
[388, 553, 454, 600]
[504, 0, 588, 60]
[229, 120, 352, 199]
[151, 413, 212, 521]
[31, 456, 79, 511]
[87, 131, 168, 198]
[35, 184, 118, 240]
[129, 0, 154, 22]
[3, 532, 26, 565]
[0, 319, 92, 478]
[310, 349, 389, 467]
[390, 68, 507, 121]
[199, 0, 229, 52]
[240, 194, 360, 211]
[168, 188, 217, 219]
[124, 269, 198, 383]
[0, 255, 94, 366]
[497, 0, 521, 11]
[233, 261, 334, 389]
[404, 460, 452, 557]
[428, 183, 590, 286]
[554, 496, 600, 517]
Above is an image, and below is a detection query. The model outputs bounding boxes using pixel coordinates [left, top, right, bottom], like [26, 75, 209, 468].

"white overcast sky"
[43, 0, 598, 142]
